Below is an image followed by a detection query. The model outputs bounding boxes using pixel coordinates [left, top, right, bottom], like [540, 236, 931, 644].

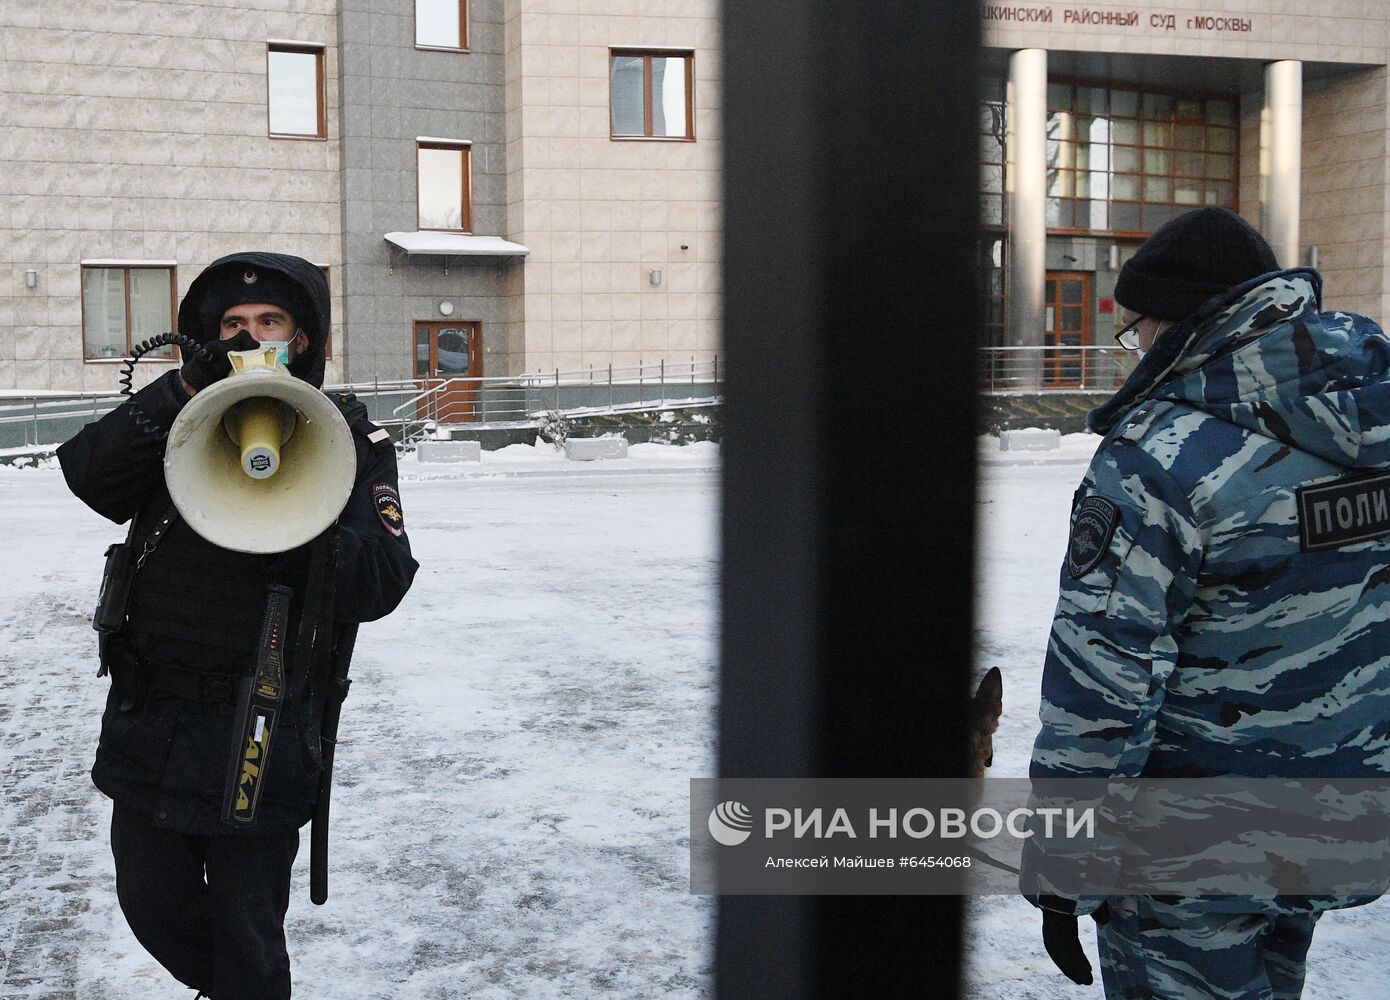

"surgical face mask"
[1136, 320, 1174, 361]
[259, 341, 293, 366]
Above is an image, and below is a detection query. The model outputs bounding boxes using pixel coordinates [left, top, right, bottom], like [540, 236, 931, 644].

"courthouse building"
[981, 1, 1390, 389]
[10, 2, 1389, 398]
[1, 0, 721, 392]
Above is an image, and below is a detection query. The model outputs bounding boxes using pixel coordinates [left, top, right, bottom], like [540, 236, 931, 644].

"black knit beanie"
[1114, 207, 1280, 321]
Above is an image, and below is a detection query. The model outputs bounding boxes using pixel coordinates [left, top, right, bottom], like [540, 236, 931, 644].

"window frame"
[979, 91, 1007, 233]
[414, 0, 470, 53]
[412, 320, 482, 380]
[266, 42, 327, 141]
[80, 264, 179, 363]
[609, 48, 696, 142]
[416, 141, 474, 234]
[1042, 77, 1238, 238]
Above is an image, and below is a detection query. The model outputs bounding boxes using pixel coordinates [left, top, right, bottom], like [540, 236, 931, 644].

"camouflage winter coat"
[1029, 268, 1390, 912]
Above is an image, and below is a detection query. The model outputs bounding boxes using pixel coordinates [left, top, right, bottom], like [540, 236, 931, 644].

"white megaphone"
[164, 346, 357, 554]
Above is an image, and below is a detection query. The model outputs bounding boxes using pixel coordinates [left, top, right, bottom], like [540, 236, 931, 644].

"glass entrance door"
[414, 321, 481, 422]
[1043, 272, 1092, 388]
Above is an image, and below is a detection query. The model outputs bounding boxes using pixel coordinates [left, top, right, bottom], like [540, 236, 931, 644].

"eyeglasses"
[1114, 315, 1145, 351]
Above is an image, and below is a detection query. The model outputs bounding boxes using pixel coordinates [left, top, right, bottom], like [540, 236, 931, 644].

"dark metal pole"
[719, 0, 980, 997]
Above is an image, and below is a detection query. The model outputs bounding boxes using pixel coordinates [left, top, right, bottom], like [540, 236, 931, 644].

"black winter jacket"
[57, 370, 418, 835]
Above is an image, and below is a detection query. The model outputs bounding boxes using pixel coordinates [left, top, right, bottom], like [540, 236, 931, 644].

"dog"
[969, 667, 1003, 779]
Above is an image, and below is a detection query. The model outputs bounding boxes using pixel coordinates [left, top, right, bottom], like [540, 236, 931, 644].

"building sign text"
[982, 6, 1254, 33]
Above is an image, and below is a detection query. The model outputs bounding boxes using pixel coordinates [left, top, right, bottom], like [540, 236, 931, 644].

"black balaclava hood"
[178, 252, 331, 389]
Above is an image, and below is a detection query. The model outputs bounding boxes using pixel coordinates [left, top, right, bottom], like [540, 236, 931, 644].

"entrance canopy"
[383, 232, 530, 257]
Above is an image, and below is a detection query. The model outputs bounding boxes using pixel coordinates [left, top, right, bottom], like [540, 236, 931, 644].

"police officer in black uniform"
[57, 252, 418, 999]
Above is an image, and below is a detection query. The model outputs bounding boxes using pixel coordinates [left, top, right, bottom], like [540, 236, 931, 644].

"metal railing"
[0, 392, 124, 451]
[393, 357, 723, 451]
[6, 345, 1146, 451]
[980, 345, 1137, 394]
[0, 360, 724, 453]
[0, 380, 424, 453]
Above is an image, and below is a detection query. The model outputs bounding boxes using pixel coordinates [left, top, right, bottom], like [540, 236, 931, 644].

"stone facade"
[1299, 67, 1390, 320]
[502, 0, 722, 376]
[1, 0, 723, 393]
[337, 0, 512, 382]
[2, 0, 344, 392]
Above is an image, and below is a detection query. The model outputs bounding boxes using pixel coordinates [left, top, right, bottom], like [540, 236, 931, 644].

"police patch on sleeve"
[1067, 496, 1120, 578]
[373, 484, 405, 537]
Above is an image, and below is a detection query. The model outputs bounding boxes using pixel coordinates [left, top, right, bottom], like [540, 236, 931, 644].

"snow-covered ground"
[2, 436, 1388, 998]
[0, 447, 718, 999]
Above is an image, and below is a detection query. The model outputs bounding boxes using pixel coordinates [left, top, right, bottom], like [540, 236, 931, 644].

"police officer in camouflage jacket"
[58, 253, 418, 1000]
[1022, 207, 1390, 999]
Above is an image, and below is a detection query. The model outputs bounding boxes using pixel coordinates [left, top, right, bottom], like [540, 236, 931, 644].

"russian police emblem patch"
[1067, 495, 1119, 579]
[373, 484, 405, 537]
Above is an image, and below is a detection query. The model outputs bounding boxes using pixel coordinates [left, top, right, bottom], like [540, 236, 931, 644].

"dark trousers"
[110, 803, 299, 1000]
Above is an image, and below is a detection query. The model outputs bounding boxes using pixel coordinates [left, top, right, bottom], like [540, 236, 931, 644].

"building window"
[417, 142, 472, 232]
[980, 84, 1006, 229]
[978, 80, 1007, 351]
[82, 266, 177, 361]
[416, 0, 468, 50]
[1046, 83, 1236, 234]
[610, 50, 694, 140]
[267, 44, 326, 139]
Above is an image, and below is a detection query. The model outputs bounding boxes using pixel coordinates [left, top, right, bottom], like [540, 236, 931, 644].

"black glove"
[1041, 900, 1110, 986]
[181, 331, 259, 392]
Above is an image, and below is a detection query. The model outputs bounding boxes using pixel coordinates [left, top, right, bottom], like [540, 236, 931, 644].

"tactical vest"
[126, 508, 313, 674]
[123, 391, 367, 676]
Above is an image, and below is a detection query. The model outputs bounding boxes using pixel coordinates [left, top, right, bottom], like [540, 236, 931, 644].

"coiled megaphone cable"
[119, 332, 211, 438]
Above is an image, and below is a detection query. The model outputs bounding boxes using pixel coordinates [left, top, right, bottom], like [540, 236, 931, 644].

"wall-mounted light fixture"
[439, 301, 455, 316]
[24, 269, 38, 289]
[649, 268, 662, 287]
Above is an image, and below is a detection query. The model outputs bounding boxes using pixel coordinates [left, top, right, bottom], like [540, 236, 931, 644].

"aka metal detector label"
[228, 705, 277, 822]
[223, 584, 292, 824]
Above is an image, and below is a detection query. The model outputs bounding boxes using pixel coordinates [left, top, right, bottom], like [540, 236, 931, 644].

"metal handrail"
[392, 357, 723, 453]
[2, 345, 1138, 451]
[980, 344, 1136, 394]
[391, 359, 722, 413]
[0, 378, 432, 449]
